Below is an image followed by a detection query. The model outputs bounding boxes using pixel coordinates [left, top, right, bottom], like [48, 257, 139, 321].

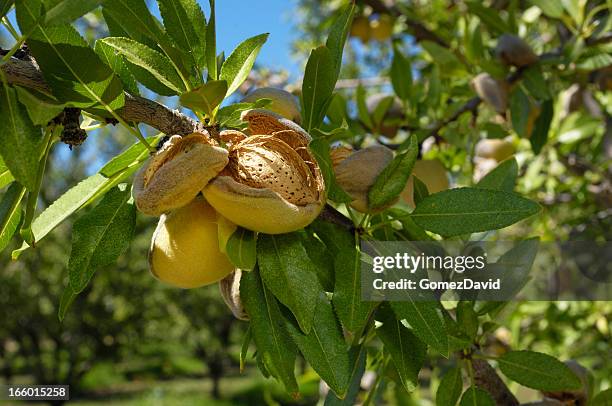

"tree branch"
[472, 358, 520, 406]
[1, 57, 205, 136]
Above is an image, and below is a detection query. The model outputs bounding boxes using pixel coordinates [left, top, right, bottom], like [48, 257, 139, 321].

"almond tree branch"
[1, 57, 205, 136]
[472, 359, 520, 406]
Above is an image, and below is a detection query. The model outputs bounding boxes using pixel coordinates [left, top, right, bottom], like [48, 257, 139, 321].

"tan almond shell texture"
[133, 133, 229, 216]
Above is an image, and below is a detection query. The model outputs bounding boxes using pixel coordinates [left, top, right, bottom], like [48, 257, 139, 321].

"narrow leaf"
[0, 183, 25, 252]
[205, 0, 217, 80]
[102, 0, 167, 46]
[592, 388, 612, 406]
[368, 135, 418, 209]
[158, 0, 207, 71]
[530, 99, 553, 154]
[497, 350, 583, 391]
[240, 268, 299, 394]
[58, 285, 77, 321]
[510, 87, 530, 137]
[94, 39, 140, 96]
[302, 45, 336, 132]
[0, 0, 12, 19]
[0, 85, 43, 190]
[286, 294, 351, 397]
[100, 37, 185, 94]
[377, 305, 427, 392]
[311, 220, 377, 338]
[436, 367, 463, 406]
[412, 188, 541, 237]
[476, 158, 518, 192]
[220, 33, 269, 97]
[391, 45, 412, 101]
[325, 2, 355, 82]
[390, 300, 449, 357]
[226, 227, 257, 270]
[257, 233, 323, 334]
[324, 346, 367, 406]
[44, 0, 104, 26]
[68, 185, 136, 293]
[412, 176, 429, 206]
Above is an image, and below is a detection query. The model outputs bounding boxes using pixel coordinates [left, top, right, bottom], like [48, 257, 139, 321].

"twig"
[1, 57, 205, 136]
[318, 204, 356, 232]
[471, 358, 520, 406]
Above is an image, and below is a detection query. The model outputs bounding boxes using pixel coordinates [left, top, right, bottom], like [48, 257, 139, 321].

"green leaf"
[13, 138, 154, 257]
[15, 87, 66, 126]
[412, 176, 429, 206]
[0, 156, 14, 189]
[456, 301, 478, 339]
[377, 305, 426, 392]
[205, 0, 217, 80]
[226, 227, 257, 270]
[459, 387, 495, 406]
[158, 0, 207, 72]
[421, 41, 464, 75]
[68, 184, 136, 293]
[368, 135, 418, 209]
[530, 0, 564, 18]
[412, 188, 541, 237]
[240, 268, 299, 395]
[391, 45, 412, 101]
[309, 138, 352, 203]
[239, 325, 252, 373]
[466, 2, 512, 34]
[102, 0, 167, 46]
[179, 80, 228, 117]
[220, 33, 269, 97]
[311, 220, 377, 338]
[325, 2, 355, 82]
[94, 40, 140, 96]
[257, 233, 323, 334]
[497, 350, 583, 391]
[302, 45, 336, 132]
[522, 66, 550, 100]
[286, 294, 351, 397]
[530, 99, 553, 154]
[301, 229, 335, 292]
[476, 158, 518, 192]
[0, 0, 13, 19]
[43, 0, 104, 26]
[436, 367, 463, 406]
[592, 388, 612, 406]
[390, 299, 448, 357]
[17, 2, 125, 110]
[356, 84, 373, 129]
[100, 37, 185, 95]
[58, 285, 77, 321]
[0, 183, 25, 252]
[324, 346, 366, 406]
[510, 88, 530, 137]
[0, 85, 43, 191]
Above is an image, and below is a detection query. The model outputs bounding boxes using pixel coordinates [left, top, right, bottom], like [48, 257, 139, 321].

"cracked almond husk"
[133, 133, 229, 216]
[203, 122, 325, 234]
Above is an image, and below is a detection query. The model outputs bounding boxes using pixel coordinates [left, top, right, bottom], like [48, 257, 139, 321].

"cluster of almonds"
[132, 88, 324, 319]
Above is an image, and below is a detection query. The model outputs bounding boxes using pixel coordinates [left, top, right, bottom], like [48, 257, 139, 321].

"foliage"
[0, 0, 610, 404]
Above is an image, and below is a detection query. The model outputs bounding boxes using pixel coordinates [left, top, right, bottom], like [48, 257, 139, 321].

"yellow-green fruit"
[370, 14, 394, 41]
[401, 159, 449, 207]
[475, 139, 515, 162]
[149, 197, 233, 289]
[241, 87, 301, 124]
[350, 16, 371, 43]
